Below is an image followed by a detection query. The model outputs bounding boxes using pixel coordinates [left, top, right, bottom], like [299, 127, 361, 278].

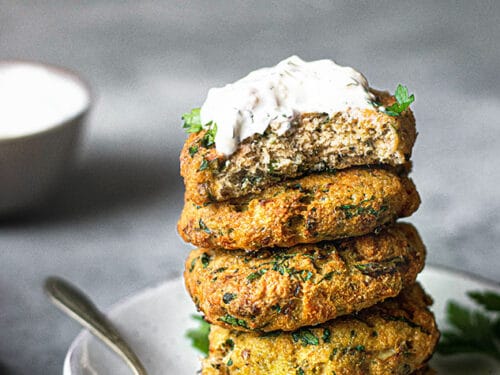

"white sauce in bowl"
[200, 56, 378, 156]
[0, 62, 89, 139]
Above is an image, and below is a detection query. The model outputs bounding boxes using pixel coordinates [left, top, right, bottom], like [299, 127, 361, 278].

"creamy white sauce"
[0, 62, 89, 139]
[200, 55, 378, 156]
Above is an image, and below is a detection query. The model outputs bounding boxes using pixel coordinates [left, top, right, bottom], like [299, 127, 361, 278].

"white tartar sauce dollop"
[200, 55, 378, 156]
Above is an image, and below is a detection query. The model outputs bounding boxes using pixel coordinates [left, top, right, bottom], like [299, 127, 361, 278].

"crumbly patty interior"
[202, 283, 439, 375]
[185, 223, 425, 332]
[181, 90, 416, 205]
[178, 167, 420, 251]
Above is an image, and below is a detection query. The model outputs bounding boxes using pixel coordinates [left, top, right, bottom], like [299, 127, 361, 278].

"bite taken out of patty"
[181, 90, 417, 205]
[185, 223, 425, 332]
[178, 167, 420, 251]
[201, 283, 439, 375]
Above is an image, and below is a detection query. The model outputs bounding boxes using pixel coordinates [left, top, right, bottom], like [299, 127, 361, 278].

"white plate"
[64, 265, 500, 375]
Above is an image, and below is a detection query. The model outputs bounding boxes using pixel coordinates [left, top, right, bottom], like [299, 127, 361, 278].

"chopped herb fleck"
[297, 368, 305, 375]
[199, 158, 209, 171]
[271, 304, 282, 313]
[323, 328, 331, 343]
[188, 145, 199, 157]
[292, 328, 319, 346]
[247, 269, 268, 282]
[227, 358, 233, 366]
[317, 271, 336, 284]
[330, 348, 338, 360]
[213, 267, 227, 273]
[224, 339, 235, 350]
[339, 203, 386, 219]
[268, 160, 278, 173]
[200, 253, 210, 268]
[381, 313, 423, 331]
[201, 122, 217, 148]
[270, 253, 297, 276]
[218, 314, 248, 329]
[189, 257, 197, 272]
[198, 219, 211, 233]
[303, 270, 314, 282]
[222, 293, 237, 304]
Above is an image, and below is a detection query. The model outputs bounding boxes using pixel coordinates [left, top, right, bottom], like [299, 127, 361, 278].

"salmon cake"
[185, 223, 425, 332]
[181, 90, 416, 205]
[201, 283, 439, 375]
[178, 167, 420, 251]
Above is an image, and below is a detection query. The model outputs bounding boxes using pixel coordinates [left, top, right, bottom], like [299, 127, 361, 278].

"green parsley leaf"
[292, 328, 319, 346]
[437, 290, 500, 361]
[300, 270, 314, 282]
[199, 158, 209, 171]
[317, 271, 336, 284]
[218, 314, 249, 329]
[247, 269, 267, 282]
[182, 108, 203, 133]
[322, 328, 331, 343]
[182, 108, 218, 148]
[467, 291, 500, 312]
[201, 122, 217, 148]
[200, 252, 211, 268]
[384, 84, 415, 116]
[189, 257, 197, 272]
[222, 293, 237, 304]
[188, 145, 198, 157]
[271, 304, 282, 313]
[198, 219, 211, 234]
[186, 314, 210, 356]
[224, 338, 235, 350]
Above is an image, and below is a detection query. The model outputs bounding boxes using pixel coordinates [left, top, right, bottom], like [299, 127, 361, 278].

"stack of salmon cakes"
[178, 57, 439, 374]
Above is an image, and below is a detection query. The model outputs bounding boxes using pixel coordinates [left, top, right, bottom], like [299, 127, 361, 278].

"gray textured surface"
[0, 1, 499, 374]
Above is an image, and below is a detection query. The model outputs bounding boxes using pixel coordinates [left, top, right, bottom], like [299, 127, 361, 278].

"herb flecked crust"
[180, 90, 417, 206]
[184, 223, 426, 332]
[178, 166, 420, 251]
[201, 283, 439, 375]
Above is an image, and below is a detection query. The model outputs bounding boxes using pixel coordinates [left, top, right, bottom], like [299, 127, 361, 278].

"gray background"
[1, 1, 499, 374]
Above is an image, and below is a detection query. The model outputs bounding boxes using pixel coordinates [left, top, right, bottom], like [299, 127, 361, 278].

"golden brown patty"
[185, 223, 425, 332]
[178, 167, 420, 251]
[181, 90, 417, 205]
[201, 283, 439, 375]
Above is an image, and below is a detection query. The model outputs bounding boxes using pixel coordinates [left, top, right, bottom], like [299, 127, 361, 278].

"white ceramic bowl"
[0, 61, 91, 215]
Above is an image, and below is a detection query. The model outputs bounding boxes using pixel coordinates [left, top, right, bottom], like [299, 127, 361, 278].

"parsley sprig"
[186, 314, 210, 356]
[437, 290, 500, 361]
[201, 122, 217, 148]
[182, 108, 203, 133]
[182, 108, 218, 148]
[384, 84, 415, 116]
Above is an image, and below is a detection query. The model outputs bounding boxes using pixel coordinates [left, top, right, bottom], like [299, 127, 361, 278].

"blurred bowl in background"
[0, 60, 91, 216]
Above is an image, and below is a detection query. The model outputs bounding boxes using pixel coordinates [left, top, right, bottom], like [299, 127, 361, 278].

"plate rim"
[63, 264, 500, 375]
[63, 277, 182, 375]
[425, 262, 500, 288]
